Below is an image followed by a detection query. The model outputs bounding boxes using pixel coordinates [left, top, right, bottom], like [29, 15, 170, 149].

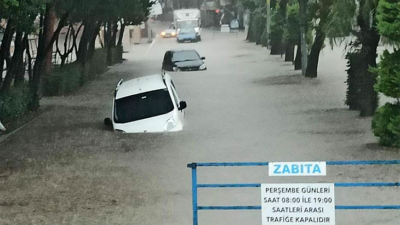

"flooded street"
[0, 24, 399, 224]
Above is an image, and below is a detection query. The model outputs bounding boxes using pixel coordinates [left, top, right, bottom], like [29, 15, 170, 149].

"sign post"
[263, 161, 334, 225]
[261, 183, 335, 225]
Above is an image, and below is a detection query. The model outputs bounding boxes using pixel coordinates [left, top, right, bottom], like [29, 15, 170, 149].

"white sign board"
[269, 162, 327, 176]
[261, 183, 335, 225]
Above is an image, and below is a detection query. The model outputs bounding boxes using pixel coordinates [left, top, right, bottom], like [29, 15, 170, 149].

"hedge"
[372, 103, 400, 147]
[44, 47, 122, 96]
[0, 84, 31, 122]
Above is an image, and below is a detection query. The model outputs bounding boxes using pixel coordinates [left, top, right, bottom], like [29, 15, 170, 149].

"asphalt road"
[0, 23, 399, 224]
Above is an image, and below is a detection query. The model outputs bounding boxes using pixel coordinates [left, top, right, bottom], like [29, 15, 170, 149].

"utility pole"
[266, 0, 271, 49]
[298, 0, 308, 76]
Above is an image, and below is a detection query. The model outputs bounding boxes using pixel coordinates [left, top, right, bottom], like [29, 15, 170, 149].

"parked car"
[104, 73, 187, 133]
[162, 49, 206, 72]
[177, 28, 198, 43]
[161, 24, 177, 38]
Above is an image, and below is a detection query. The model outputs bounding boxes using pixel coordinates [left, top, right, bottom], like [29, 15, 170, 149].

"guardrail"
[187, 160, 400, 225]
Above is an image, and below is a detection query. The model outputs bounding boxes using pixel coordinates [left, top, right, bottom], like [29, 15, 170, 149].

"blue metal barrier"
[187, 160, 400, 225]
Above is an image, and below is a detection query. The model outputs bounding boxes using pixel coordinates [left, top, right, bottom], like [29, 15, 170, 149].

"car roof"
[116, 74, 169, 99]
[169, 49, 198, 53]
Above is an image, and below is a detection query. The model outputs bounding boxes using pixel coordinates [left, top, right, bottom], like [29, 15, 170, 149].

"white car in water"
[104, 73, 187, 133]
[161, 24, 177, 38]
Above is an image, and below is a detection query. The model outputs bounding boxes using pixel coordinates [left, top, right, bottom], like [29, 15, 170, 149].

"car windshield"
[179, 29, 195, 34]
[172, 51, 200, 62]
[114, 89, 174, 123]
[178, 20, 198, 29]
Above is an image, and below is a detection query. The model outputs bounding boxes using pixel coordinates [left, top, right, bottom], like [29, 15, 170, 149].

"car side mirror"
[104, 118, 113, 127]
[163, 64, 174, 71]
[201, 57, 206, 60]
[178, 101, 187, 110]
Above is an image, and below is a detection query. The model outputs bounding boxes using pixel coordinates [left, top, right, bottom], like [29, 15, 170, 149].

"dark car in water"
[162, 49, 206, 72]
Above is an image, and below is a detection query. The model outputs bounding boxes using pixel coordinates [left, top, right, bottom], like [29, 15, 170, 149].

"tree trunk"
[14, 33, 29, 86]
[106, 21, 113, 65]
[89, 23, 101, 59]
[359, 31, 380, 117]
[111, 20, 118, 48]
[345, 51, 362, 110]
[117, 23, 126, 47]
[30, 9, 69, 110]
[0, 31, 23, 93]
[294, 44, 302, 70]
[270, 42, 285, 55]
[270, 0, 287, 55]
[80, 21, 100, 84]
[356, 0, 380, 117]
[305, 29, 326, 78]
[285, 44, 295, 62]
[78, 20, 98, 65]
[26, 37, 33, 85]
[256, 16, 266, 45]
[77, 21, 90, 63]
[105, 21, 112, 48]
[73, 24, 83, 56]
[58, 25, 76, 68]
[31, 6, 52, 110]
[298, 0, 308, 75]
[0, 20, 14, 89]
[246, 13, 254, 42]
[44, 4, 56, 77]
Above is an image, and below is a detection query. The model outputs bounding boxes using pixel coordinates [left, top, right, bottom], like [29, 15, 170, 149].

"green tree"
[345, 0, 381, 117]
[1, 0, 153, 118]
[303, 0, 356, 78]
[0, 0, 45, 92]
[371, 0, 400, 147]
[284, 2, 312, 70]
[241, 0, 262, 42]
[283, 1, 299, 61]
[269, 0, 288, 55]
[304, 0, 333, 78]
[285, 3, 300, 65]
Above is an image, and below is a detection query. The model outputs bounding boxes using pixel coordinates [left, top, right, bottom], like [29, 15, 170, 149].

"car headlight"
[171, 32, 176, 36]
[199, 64, 206, 70]
[161, 31, 166, 36]
[165, 117, 177, 131]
